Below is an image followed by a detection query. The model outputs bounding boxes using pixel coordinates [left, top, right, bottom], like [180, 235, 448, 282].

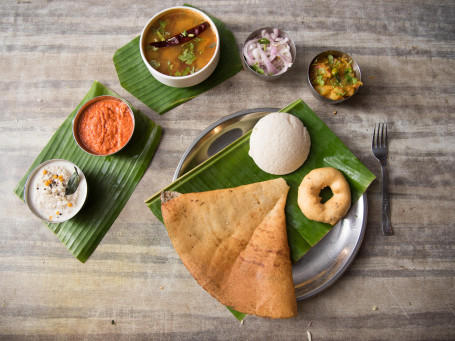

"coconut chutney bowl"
[24, 159, 88, 223]
[139, 6, 220, 88]
[72, 95, 135, 156]
[307, 50, 362, 104]
[242, 27, 296, 81]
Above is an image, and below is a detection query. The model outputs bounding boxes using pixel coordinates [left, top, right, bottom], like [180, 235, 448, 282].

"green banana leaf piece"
[226, 307, 247, 321]
[145, 99, 375, 263]
[14, 81, 162, 263]
[113, 5, 243, 115]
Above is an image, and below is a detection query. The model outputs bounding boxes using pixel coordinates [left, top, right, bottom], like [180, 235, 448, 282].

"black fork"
[372, 123, 392, 235]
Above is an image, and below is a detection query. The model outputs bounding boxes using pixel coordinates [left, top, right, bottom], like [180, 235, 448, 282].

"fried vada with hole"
[298, 167, 351, 225]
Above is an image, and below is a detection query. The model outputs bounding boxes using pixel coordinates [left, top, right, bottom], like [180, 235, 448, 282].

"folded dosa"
[161, 178, 297, 319]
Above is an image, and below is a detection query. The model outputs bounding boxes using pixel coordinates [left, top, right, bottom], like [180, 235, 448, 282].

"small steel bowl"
[72, 95, 135, 156]
[242, 27, 296, 81]
[307, 50, 362, 104]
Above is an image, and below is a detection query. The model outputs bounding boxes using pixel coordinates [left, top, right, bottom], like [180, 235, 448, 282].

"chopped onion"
[243, 28, 293, 76]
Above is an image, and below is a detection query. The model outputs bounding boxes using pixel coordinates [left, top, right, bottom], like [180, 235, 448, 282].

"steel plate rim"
[173, 107, 279, 181]
[294, 194, 367, 300]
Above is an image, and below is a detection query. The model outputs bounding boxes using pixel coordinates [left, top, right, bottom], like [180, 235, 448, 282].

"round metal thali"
[173, 108, 367, 300]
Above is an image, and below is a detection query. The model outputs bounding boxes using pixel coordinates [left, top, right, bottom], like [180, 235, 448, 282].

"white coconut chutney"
[25, 159, 87, 223]
[249, 112, 311, 175]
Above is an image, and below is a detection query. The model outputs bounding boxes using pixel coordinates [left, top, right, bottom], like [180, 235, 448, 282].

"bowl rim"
[139, 6, 220, 81]
[307, 49, 362, 104]
[23, 159, 88, 223]
[242, 26, 296, 80]
[72, 95, 135, 156]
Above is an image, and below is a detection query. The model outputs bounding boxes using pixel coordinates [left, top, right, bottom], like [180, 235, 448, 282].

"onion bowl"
[242, 27, 296, 81]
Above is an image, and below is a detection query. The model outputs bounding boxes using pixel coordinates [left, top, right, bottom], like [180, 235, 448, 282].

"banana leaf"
[226, 307, 247, 321]
[14, 81, 162, 263]
[113, 5, 243, 115]
[145, 99, 375, 264]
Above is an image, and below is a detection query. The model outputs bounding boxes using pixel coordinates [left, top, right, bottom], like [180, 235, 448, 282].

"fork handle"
[381, 164, 393, 235]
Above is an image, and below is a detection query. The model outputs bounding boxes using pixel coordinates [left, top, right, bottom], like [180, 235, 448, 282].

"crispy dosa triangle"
[161, 178, 297, 319]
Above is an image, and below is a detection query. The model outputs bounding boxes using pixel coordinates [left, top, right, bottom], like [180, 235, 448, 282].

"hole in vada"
[319, 186, 333, 204]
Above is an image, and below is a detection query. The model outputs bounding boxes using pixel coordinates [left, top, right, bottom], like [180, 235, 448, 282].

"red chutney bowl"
[72, 96, 135, 156]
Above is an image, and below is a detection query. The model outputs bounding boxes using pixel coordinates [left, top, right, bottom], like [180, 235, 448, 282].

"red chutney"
[78, 99, 134, 155]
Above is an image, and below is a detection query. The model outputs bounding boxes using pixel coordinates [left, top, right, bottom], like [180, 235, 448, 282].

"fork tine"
[372, 124, 377, 148]
[380, 123, 384, 148]
[377, 123, 381, 148]
[384, 123, 388, 149]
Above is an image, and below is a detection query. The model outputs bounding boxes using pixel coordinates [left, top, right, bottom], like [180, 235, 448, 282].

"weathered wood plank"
[1, 0, 454, 340]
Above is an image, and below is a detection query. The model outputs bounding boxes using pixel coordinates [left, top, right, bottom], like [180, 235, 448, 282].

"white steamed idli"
[249, 112, 311, 175]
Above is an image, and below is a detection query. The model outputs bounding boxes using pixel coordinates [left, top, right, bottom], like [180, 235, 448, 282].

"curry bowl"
[72, 95, 135, 156]
[139, 6, 220, 88]
[242, 27, 296, 81]
[307, 50, 362, 104]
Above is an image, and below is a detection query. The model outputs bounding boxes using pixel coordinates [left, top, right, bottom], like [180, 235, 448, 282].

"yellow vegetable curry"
[309, 54, 362, 100]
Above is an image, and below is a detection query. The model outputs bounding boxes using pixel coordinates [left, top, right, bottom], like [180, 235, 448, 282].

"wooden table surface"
[1, 0, 454, 340]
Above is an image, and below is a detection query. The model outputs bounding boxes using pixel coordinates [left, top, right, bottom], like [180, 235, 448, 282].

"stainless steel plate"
[173, 108, 367, 301]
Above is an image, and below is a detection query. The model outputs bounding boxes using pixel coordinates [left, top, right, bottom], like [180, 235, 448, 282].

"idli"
[249, 112, 311, 175]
